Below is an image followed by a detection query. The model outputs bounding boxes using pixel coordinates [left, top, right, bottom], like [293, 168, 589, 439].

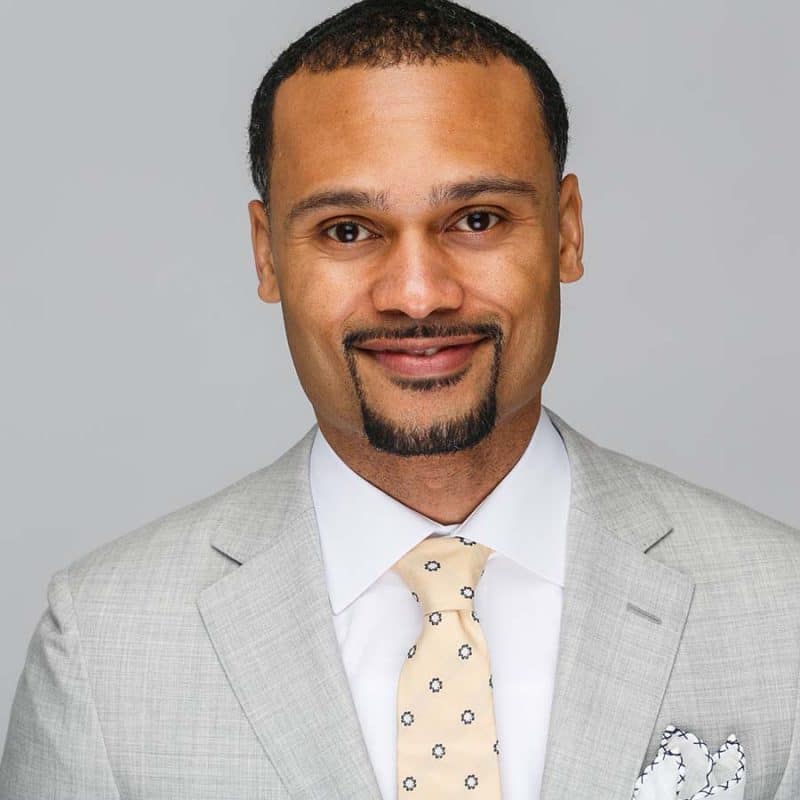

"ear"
[557, 173, 584, 284]
[248, 199, 281, 303]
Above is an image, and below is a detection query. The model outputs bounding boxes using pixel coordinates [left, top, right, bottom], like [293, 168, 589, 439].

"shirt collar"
[309, 406, 571, 614]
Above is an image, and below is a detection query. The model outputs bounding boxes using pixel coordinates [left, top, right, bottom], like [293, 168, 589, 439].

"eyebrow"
[285, 189, 390, 230]
[429, 176, 539, 207]
[284, 175, 539, 230]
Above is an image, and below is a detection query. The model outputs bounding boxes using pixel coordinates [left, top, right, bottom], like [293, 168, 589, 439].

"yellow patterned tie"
[392, 534, 501, 797]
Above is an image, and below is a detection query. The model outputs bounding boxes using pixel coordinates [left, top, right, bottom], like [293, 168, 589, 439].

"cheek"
[282, 307, 337, 381]
[281, 243, 369, 316]
[496, 267, 561, 384]
[279, 274, 362, 384]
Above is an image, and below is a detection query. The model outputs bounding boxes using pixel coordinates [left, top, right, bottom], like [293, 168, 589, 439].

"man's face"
[249, 56, 583, 456]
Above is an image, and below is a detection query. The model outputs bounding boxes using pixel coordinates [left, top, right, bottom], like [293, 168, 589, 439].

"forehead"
[269, 56, 554, 211]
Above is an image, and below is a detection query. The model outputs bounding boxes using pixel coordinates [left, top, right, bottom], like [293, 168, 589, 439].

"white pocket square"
[631, 724, 746, 800]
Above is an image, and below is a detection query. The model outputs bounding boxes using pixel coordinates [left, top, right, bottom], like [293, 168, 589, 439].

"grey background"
[1, 0, 798, 752]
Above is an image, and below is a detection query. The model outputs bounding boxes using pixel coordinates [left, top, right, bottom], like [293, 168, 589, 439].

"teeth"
[390, 347, 442, 355]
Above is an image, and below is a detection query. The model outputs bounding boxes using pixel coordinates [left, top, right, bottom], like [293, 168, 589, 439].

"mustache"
[343, 322, 504, 350]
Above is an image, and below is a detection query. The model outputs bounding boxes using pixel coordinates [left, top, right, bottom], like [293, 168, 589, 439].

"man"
[1, 0, 798, 798]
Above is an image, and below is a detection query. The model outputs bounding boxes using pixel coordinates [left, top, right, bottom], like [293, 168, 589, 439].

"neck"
[317, 396, 542, 524]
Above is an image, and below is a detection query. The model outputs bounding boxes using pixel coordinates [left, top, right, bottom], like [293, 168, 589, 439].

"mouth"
[354, 335, 488, 378]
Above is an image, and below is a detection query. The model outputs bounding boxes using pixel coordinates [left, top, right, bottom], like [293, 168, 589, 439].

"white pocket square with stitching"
[631, 724, 746, 799]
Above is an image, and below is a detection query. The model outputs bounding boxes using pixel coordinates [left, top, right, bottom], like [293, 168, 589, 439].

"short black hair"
[248, 0, 569, 210]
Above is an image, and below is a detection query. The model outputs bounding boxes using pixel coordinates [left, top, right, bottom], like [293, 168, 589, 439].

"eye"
[322, 220, 375, 244]
[452, 210, 503, 233]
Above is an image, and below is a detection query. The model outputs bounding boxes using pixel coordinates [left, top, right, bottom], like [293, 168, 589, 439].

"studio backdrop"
[1, 0, 798, 752]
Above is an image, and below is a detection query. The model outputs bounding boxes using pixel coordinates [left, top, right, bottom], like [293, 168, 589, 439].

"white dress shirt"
[309, 407, 571, 800]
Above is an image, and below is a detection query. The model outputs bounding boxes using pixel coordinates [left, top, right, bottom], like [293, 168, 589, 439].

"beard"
[343, 322, 503, 457]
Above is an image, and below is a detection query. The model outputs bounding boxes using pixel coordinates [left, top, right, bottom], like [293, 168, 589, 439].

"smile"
[355, 336, 487, 378]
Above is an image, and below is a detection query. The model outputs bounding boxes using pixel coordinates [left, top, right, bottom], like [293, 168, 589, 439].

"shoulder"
[599, 437, 800, 583]
[628, 445, 797, 549]
[547, 407, 800, 579]
[59, 426, 317, 608]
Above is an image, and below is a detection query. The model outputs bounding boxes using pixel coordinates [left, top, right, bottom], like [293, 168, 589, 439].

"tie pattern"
[392, 534, 501, 797]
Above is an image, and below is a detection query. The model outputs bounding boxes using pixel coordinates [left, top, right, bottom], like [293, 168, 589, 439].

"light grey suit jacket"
[1, 407, 798, 799]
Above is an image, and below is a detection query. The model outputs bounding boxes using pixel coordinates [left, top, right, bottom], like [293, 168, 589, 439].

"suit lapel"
[197, 430, 382, 800]
[539, 410, 696, 800]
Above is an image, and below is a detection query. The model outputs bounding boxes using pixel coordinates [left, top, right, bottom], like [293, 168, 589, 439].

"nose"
[369, 232, 465, 319]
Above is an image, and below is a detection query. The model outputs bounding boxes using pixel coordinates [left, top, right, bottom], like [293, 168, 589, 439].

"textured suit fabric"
[1, 406, 798, 800]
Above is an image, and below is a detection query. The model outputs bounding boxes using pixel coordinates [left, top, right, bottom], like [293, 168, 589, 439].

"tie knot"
[392, 535, 493, 614]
